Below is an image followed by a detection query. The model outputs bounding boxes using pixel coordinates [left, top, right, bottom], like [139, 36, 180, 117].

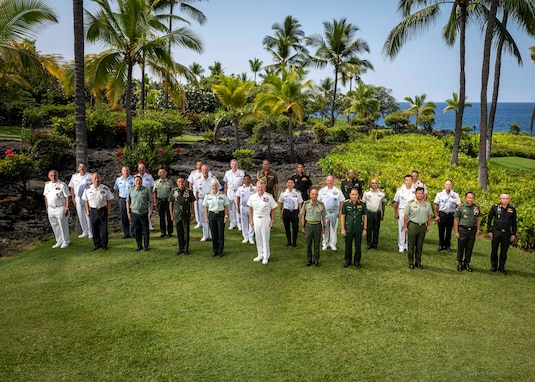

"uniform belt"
[307, 221, 320, 225]
[440, 211, 454, 215]
[120, 197, 126, 200]
[284, 209, 298, 212]
[90, 207, 106, 211]
[48, 205, 65, 208]
[158, 198, 168, 201]
[409, 221, 426, 226]
[460, 226, 475, 231]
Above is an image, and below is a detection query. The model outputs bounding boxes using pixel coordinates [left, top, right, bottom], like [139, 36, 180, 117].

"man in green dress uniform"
[454, 192, 481, 272]
[300, 187, 326, 267]
[126, 175, 153, 251]
[404, 187, 432, 269]
[153, 168, 174, 237]
[341, 188, 367, 268]
[169, 175, 196, 255]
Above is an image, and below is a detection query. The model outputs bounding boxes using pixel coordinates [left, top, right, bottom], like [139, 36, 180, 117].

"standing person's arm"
[511, 208, 517, 242]
[426, 208, 432, 232]
[301, 210, 306, 234]
[270, 206, 275, 229]
[476, 216, 481, 235]
[169, 201, 174, 222]
[249, 206, 254, 227]
[403, 209, 409, 233]
[106, 200, 112, 216]
[340, 213, 346, 237]
[454, 216, 460, 239]
[434, 203, 440, 222]
[487, 207, 495, 240]
[393, 201, 399, 219]
[381, 201, 386, 221]
[70, 187, 76, 207]
[362, 214, 368, 237]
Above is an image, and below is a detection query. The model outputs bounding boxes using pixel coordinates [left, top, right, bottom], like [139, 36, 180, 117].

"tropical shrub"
[442, 126, 478, 157]
[369, 129, 393, 141]
[384, 111, 410, 133]
[142, 110, 188, 144]
[233, 148, 255, 171]
[114, 144, 176, 172]
[0, 150, 34, 193]
[22, 104, 74, 129]
[184, 85, 220, 114]
[491, 132, 535, 159]
[238, 115, 257, 135]
[312, 122, 329, 143]
[21, 129, 73, 173]
[132, 119, 163, 149]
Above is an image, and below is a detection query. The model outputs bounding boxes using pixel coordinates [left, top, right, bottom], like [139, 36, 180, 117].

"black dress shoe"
[136, 247, 142, 251]
[184, 252, 189, 256]
[457, 262, 463, 272]
[212, 252, 217, 257]
[123, 235, 131, 239]
[438, 245, 443, 251]
[490, 267, 497, 272]
[465, 264, 473, 272]
[292, 243, 297, 247]
[93, 246, 101, 251]
[499, 268, 507, 274]
[168, 234, 173, 238]
[219, 253, 224, 257]
[446, 247, 452, 252]
[176, 250, 184, 255]
[285, 242, 291, 246]
[355, 263, 361, 268]
[416, 263, 424, 269]
[160, 234, 166, 238]
[314, 260, 320, 267]
[366, 245, 371, 250]
[306, 260, 312, 267]
[102, 246, 107, 250]
[144, 247, 149, 252]
[409, 264, 415, 270]
[343, 261, 350, 268]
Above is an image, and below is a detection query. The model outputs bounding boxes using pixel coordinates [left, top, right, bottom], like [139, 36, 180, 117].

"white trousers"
[48, 206, 70, 245]
[199, 206, 211, 239]
[75, 196, 92, 236]
[228, 197, 241, 229]
[240, 209, 254, 240]
[253, 216, 271, 260]
[322, 210, 338, 248]
[194, 200, 201, 226]
[398, 209, 407, 251]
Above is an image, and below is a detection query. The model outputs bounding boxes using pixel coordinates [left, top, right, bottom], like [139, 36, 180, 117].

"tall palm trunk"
[451, 5, 467, 165]
[530, 106, 535, 137]
[486, 11, 508, 160]
[126, 61, 134, 147]
[141, 51, 146, 111]
[163, 2, 174, 109]
[233, 113, 240, 150]
[330, 66, 339, 127]
[478, 0, 499, 190]
[288, 110, 296, 162]
[73, 0, 88, 165]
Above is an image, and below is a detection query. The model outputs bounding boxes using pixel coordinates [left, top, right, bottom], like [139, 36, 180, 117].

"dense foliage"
[318, 133, 535, 250]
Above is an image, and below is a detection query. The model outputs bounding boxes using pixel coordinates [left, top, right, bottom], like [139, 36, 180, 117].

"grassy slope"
[489, 156, 535, 172]
[1, 216, 534, 382]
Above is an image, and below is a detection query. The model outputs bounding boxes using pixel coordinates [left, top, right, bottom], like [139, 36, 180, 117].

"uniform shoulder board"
[344, 198, 350, 203]
[72, 173, 77, 177]
[45, 180, 51, 184]
[129, 186, 135, 190]
[265, 192, 273, 197]
[85, 184, 91, 189]
[60, 181, 66, 185]
[407, 199, 415, 203]
[103, 186, 109, 191]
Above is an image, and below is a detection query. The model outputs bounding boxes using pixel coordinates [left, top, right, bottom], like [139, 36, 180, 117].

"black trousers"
[282, 209, 299, 245]
[176, 216, 191, 252]
[491, 229, 511, 269]
[120, 197, 134, 237]
[438, 211, 454, 249]
[132, 212, 149, 249]
[90, 207, 109, 248]
[157, 199, 173, 235]
[457, 226, 476, 264]
[366, 210, 382, 248]
[345, 231, 363, 265]
[208, 212, 225, 255]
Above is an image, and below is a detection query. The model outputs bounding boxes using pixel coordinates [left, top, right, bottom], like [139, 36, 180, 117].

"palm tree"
[343, 84, 380, 124]
[0, 0, 59, 88]
[189, 62, 204, 81]
[73, 0, 87, 166]
[85, 0, 202, 146]
[530, 46, 535, 137]
[211, 75, 254, 149]
[262, 15, 308, 71]
[478, 0, 500, 190]
[248, 58, 263, 84]
[254, 66, 312, 162]
[443, 92, 472, 113]
[339, 57, 369, 92]
[404, 94, 436, 130]
[308, 18, 373, 127]
[208, 61, 224, 76]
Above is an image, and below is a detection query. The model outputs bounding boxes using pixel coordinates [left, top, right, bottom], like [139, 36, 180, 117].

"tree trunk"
[140, 52, 146, 111]
[478, 0, 498, 190]
[486, 11, 508, 161]
[451, 5, 467, 165]
[266, 122, 272, 161]
[288, 111, 296, 162]
[530, 105, 535, 137]
[126, 62, 134, 147]
[73, 0, 88, 166]
[233, 113, 240, 150]
[330, 66, 339, 127]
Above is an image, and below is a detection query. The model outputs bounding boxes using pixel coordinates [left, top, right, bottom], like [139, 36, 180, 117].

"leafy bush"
[312, 122, 329, 143]
[22, 104, 74, 129]
[491, 132, 535, 159]
[142, 110, 188, 144]
[114, 144, 177, 172]
[370, 129, 393, 140]
[233, 149, 255, 170]
[384, 111, 410, 133]
[184, 85, 220, 114]
[201, 130, 215, 143]
[317, 133, 535, 250]
[0, 150, 34, 193]
[132, 119, 163, 149]
[238, 115, 258, 135]
[21, 129, 73, 173]
[442, 128, 478, 158]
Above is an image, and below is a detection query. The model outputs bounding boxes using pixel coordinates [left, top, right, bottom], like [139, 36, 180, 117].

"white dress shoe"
[52, 242, 62, 248]
[200, 236, 207, 242]
[249, 239, 255, 244]
[253, 255, 263, 262]
[60, 243, 69, 248]
[241, 238, 248, 244]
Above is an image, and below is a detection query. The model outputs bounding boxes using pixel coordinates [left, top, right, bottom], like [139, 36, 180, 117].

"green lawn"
[489, 156, 535, 172]
[0, 125, 22, 140]
[1, 215, 534, 381]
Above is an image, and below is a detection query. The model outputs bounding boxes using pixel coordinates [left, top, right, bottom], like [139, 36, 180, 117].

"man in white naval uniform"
[188, 160, 213, 228]
[44, 170, 71, 248]
[247, 180, 277, 264]
[68, 162, 92, 239]
[223, 159, 244, 230]
[318, 175, 344, 251]
[236, 174, 256, 244]
[194, 164, 219, 241]
[393, 174, 416, 252]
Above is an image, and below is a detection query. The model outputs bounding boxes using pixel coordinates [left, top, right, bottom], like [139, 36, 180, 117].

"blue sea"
[383, 102, 535, 133]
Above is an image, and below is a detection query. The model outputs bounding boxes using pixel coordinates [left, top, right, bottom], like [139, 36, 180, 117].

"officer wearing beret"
[169, 176, 196, 255]
[341, 188, 368, 268]
[153, 168, 173, 238]
[404, 187, 432, 270]
[487, 194, 517, 274]
[300, 187, 326, 267]
[453, 192, 481, 272]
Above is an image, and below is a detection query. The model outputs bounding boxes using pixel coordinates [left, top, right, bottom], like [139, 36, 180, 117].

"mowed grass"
[1, 215, 534, 381]
[0, 125, 22, 140]
[489, 156, 535, 172]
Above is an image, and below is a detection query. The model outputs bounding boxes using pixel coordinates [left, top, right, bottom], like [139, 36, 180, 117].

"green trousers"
[407, 221, 427, 265]
[344, 230, 363, 265]
[305, 223, 321, 262]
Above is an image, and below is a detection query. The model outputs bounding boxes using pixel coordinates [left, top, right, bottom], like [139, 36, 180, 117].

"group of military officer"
[45, 163, 518, 274]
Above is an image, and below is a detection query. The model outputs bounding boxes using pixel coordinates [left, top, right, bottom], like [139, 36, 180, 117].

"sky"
[36, 0, 535, 102]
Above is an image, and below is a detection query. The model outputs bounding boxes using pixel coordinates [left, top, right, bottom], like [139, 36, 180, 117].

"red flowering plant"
[114, 143, 177, 170]
[0, 148, 34, 194]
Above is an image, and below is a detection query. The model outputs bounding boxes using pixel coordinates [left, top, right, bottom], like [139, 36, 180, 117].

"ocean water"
[387, 102, 535, 133]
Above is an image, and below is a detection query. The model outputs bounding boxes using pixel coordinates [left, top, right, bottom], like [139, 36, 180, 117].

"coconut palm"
[308, 18, 373, 127]
[85, 0, 202, 146]
[343, 84, 380, 124]
[443, 92, 472, 114]
[0, 0, 59, 88]
[404, 94, 436, 130]
[73, 0, 87, 165]
[254, 66, 312, 162]
[248, 57, 263, 84]
[208, 61, 224, 76]
[262, 15, 308, 71]
[189, 62, 204, 82]
[211, 75, 254, 149]
[339, 57, 369, 92]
